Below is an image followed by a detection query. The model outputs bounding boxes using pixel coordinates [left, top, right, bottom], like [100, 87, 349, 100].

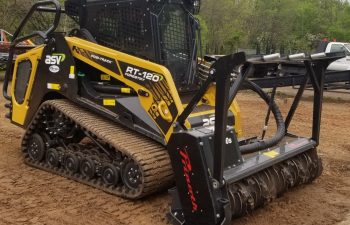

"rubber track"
[21, 99, 174, 199]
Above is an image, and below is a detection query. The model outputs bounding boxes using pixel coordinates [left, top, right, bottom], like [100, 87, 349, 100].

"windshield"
[344, 44, 350, 56]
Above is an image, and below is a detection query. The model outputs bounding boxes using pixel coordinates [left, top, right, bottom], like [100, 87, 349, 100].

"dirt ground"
[0, 85, 349, 225]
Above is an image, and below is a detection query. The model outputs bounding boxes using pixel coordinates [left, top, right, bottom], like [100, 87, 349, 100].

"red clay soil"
[0, 89, 349, 225]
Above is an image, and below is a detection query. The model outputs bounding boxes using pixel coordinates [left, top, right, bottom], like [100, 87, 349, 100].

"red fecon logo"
[179, 149, 198, 212]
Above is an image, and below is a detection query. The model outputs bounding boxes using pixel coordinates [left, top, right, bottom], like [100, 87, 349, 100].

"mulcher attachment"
[168, 132, 322, 225]
[167, 52, 341, 225]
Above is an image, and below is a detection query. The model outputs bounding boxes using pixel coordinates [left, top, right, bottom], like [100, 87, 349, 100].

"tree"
[2, 0, 350, 54]
[200, 0, 350, 54]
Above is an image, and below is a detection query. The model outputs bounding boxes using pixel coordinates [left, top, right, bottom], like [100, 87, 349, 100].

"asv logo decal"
[124, 66, 164, 82]
[45, 54, 66, 65]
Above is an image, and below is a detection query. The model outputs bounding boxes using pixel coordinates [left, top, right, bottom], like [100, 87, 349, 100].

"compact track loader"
[3, 1, 342, 225]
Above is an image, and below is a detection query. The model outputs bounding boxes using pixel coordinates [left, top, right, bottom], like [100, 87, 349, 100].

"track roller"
[102, 163, 120, 186]
[80, 157, 97, 179]
[46, 148, 60, 167]
[27, 133, 46, 162]
[64, 152, 80, 173]
[123, 161, 142, 190]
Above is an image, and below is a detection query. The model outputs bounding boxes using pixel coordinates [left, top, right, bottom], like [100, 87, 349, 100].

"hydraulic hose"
[239, 80, 286, 154]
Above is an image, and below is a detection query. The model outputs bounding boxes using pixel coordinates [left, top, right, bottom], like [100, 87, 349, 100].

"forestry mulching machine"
[3, 1, 342, 225]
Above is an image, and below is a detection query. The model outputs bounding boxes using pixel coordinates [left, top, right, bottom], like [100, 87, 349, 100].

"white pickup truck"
[320, 41, 350, 71]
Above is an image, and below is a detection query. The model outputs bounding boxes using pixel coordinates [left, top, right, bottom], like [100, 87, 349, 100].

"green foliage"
[1, 0, 350, 54]
[0, 0, 75, 39]
[200, 0, 350, 54]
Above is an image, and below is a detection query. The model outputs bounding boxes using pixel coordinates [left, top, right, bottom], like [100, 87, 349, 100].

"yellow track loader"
[3, 0, 342, 224]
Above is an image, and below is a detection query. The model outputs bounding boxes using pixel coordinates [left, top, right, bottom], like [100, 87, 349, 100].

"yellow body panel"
[11, 37, 242, 142]
[66, 37, 184, 142]
[11, 46, 44, 125]
[202, 84, 243, 138]
[66, 37, 242, 140]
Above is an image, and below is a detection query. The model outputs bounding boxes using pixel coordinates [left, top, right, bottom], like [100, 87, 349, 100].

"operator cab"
[65, 0, 201, 92]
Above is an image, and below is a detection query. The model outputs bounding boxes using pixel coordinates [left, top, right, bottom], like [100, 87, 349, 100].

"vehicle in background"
[0, 30, 12, 68]
[0, 29, 34, 69]
[315, 39, 350, 71]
